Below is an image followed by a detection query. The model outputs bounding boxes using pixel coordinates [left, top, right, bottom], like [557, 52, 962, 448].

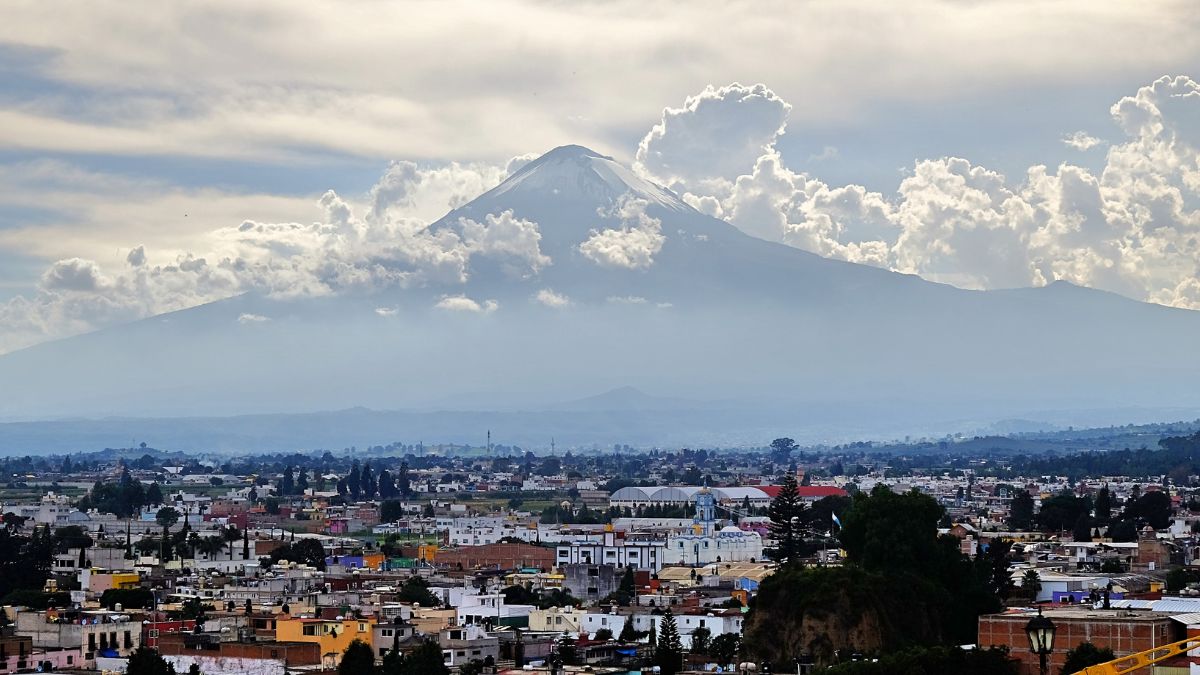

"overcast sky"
[1, 0, 1198, 352]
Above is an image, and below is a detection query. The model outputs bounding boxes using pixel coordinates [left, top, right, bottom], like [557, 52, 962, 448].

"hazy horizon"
[2, 3, 1199, 450]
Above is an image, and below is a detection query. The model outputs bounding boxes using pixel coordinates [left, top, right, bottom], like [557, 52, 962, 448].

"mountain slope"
[1, 145, 1199, 447]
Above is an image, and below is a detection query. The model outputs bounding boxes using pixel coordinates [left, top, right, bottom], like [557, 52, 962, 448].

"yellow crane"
[1073, 635, 1200, 674]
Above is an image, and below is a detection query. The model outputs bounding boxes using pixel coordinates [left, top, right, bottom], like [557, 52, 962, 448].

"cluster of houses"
[10, 456, 1200, 675]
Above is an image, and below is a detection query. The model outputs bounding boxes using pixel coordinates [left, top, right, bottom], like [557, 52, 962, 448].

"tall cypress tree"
[347, 461, 362, 501]
[654, 609, 684, 675]
[361, 463, 376, 500]
[768, 473, 804, 565]
[397, 462, 412, 498]
[1095, 485, 1112, 525]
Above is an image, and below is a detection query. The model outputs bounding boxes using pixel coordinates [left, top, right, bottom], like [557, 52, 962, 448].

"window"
[359, 623, 367, 632]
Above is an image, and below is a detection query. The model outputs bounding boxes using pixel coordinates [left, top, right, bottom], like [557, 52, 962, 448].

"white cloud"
[579, 197, 666, 270]
[686, 75, 1200, 305]
[635, 83, 791, 189]
[434, 295, 498, 313]
[374, 307, 398, 317]
[369, 159, 511, 224]
[606, 295, 647, 304]
[0, 159, 541, 353]
[237, 313, 270, 324]
[535, 288, 571, 308]
[0, 2, 1196, 167]
[40, 258, 110, 293]
[1062, 131, 1104, 151]
[459, 210, 552, 276]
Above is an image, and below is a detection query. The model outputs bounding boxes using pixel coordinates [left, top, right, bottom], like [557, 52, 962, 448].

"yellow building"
[80, 569, 141, 593]
[275, 616, 376, 667]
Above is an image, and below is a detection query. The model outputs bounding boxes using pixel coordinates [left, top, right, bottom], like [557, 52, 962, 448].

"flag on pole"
[831, 512, 842, 528]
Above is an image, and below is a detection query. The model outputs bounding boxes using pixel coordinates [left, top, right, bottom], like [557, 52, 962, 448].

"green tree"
[838, 485, 943, 574]
[1039, 491, 1092, 532]
[1007, 490, 1034, 530]
[380, 500, 405, 523]
[768, 473, 805, 566]
[594, 628, 614, 641]
[155, 507, 179, 562]
[770, 438, 797, 465]
[338, 639, 375, 675]
[1124, 490, 1172, 529]
[347, 461, 362, 501]
[1022, 570, 1042, 598]
[618, 617, 638, 642]
[690, 625, 711, 654]
[1060, 642, 1115, 675]
[1094, 486, 1112, 524]
[397, 461, 412, 498]
[610, 566, 636, 606]
[1072, 513, 1093, 542]
[100, 587, 154, 609]
[126, 647, 176, 675]
[654, 609, 685, 675]
[710, 633, 740, 666]
[397, 576, 440, 607]
[1166, 568, 1191, 593]
[282, 467, 295, 496]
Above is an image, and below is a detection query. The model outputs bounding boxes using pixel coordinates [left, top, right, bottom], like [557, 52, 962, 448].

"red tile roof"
[758, 486, 848, 499]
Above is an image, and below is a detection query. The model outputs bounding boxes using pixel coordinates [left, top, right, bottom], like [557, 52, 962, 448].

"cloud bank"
[0, 160, 536, 353]
[644, 76, 1200, 307]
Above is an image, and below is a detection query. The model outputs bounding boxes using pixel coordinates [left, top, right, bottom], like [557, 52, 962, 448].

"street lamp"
[1025, 606, 1057, 675]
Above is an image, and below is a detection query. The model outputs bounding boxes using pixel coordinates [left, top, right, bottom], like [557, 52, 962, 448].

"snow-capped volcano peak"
[487, 144, 688, 212]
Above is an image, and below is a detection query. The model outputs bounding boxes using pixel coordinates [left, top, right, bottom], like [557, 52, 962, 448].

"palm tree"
[156, 507, 179, 562]
[223, 526, 242, 561]
[200, 535, 225, 561]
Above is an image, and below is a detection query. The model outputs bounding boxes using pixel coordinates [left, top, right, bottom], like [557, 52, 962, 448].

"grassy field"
[0, 484, 86, 502]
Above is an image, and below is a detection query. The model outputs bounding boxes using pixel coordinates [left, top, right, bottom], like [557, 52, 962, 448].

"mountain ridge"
[1, 144, 1199, 440]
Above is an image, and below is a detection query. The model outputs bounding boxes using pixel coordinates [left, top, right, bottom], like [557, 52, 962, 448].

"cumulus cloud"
[40, 258, 109, 292]
[1062, 131, 1104, 151]
[635, 83, 791, 189]
[674, 76, 1200, 306]
[0, 157, 542, 353]
[126, 245, 147, 267]
[459, 210, 552, 276]
[434, 295, 498, 313]
[535, 288, 570, 308]
[369, 159, 512, 224]
[578, 197, 666, 270]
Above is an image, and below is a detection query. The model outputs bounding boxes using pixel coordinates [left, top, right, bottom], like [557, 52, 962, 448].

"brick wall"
[433, 543, 555, 571]
[978, 610, 1179, 675]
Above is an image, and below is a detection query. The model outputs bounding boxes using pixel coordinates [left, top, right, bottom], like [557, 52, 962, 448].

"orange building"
[274, 616, 377, 668]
